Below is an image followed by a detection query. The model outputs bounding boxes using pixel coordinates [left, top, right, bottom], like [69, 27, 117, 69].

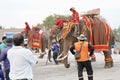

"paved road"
[33, 52, 120, 80]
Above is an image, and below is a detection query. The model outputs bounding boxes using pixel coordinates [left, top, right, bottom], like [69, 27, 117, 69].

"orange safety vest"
[74, 41, 89, 62]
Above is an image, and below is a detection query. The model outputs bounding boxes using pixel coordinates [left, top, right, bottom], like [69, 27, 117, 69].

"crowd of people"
[0, 33, 38, 80]
[0, 7, 111, 80]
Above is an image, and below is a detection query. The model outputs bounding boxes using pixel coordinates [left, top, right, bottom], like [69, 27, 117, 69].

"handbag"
[74, 42, 84, 59]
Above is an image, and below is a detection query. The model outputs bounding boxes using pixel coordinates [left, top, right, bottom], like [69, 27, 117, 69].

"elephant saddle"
[83, 16, 110, 51]
[32, 31, 43, 49]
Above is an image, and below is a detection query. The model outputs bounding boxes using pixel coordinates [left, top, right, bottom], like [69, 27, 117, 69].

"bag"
[74, 42, 84, 60]
[74, 51, 80, 59]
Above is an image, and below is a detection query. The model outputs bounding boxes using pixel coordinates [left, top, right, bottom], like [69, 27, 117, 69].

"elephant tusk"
[63, 53, 69, 58]
[56, 57, 64, 61]
[56, 53, 69, 61]
[57, 54, 63, 59]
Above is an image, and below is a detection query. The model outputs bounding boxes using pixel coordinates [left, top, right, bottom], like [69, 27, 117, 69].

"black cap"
[6, 38, 13, 45]
[2, 36, 6, 41]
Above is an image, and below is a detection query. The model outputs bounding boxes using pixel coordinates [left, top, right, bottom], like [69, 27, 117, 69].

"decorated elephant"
[57, 15, 115, 68]
[21, 25, 49, 58]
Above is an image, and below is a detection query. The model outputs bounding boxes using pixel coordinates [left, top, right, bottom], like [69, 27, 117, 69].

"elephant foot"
[104, 61, 113, 68]
[104, 58, 113, 68]
[39, 54, 45, 59]
[48, 59, 52, 62]
[64, 64, 70, 68]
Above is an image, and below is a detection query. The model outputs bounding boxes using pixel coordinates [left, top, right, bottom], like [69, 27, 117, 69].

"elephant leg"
[104, 57, 113, 68]
[39, 49, 42, 54]
[48, 50, 52, 62]
[39, 49, 45, 59]
[103, 51, 113, 68]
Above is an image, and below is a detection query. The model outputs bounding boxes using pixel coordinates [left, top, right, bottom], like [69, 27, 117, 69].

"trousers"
[77, 60, 93, 80]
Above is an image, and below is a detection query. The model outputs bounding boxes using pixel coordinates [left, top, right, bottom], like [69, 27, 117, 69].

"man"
[7, 33, 38, 80]
[0, 38, 13, 80]
[0, 36, 7, 79]
[0, 36, 7, 54]
[70, 34, 94, 80]
[51, 39, 60, 65]
[70, 7, 80, 24]
[55, 16, 67, 29]
[25, 22, 31, 37]
[70, 7, 80, 37]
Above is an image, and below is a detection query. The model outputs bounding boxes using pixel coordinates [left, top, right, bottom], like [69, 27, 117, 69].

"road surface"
[33, 52, 120, 80]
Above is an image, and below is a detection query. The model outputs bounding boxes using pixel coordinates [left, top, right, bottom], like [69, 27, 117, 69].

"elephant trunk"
[57, 52, 70, 68]
[64, 57, 70, 68]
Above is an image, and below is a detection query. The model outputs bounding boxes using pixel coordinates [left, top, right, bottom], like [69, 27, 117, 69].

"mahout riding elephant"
[57, 15, 115, 68]
[24, 26, 49, 58]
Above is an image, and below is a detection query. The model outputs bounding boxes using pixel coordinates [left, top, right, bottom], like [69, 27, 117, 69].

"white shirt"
[7, 46, 38, 79]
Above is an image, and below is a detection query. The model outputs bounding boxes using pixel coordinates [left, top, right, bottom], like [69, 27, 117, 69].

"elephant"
[57, 15, 115, 68]
[26, 26, 49, 58]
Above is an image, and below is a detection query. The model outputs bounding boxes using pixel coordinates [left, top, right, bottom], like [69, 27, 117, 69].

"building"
[0, 28, 23, 42]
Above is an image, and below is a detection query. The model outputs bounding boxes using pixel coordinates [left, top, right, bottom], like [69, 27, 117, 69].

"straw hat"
[77, 34, 87, 41]
[52, 39, 56, 43]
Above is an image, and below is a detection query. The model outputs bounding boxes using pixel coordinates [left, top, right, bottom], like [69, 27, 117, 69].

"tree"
[42, 15, 55, 30]
[42, 14, 70, 30]
[113, 26, 120, 42]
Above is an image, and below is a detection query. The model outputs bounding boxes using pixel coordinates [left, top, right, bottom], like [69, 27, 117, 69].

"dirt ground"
[33, 52, 120, 80]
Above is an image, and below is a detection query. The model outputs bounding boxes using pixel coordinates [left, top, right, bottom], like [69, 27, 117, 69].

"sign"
[6, 33, 14, 38]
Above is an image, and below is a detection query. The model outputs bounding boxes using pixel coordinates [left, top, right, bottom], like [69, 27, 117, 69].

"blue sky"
[0, 0, 120, 29]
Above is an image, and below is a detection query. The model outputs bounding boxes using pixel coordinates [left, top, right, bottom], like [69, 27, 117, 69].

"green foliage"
[42, 15, 55, 30]
[42, 14, 70, 30]
[113, 26, 120, 42]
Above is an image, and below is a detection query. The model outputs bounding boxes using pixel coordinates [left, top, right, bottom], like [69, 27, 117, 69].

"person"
[70, 7, 80, 37]
[24, 38, 28, 48]
[0, 38, 13, 80]
[7, 33, 38, 80]
[70, 34, 94, 80]
[0, 36, 7, 79]
[25, 22, 31, 37]
[70, 7, 80, 24]
[51, 39, 60, 65]
[113, 40, 118, 54]
[0, 36, 7, 54]
[55, 16, 67, 29]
